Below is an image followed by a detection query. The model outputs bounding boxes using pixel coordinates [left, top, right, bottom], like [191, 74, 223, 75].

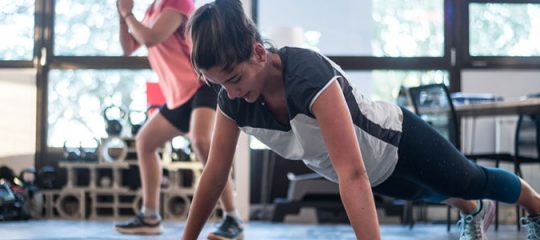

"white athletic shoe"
[457, 200, 496, 240]
[521, 214, 540, 240]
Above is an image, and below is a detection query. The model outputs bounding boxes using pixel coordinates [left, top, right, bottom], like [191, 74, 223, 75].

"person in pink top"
[115, 0, 243, 239]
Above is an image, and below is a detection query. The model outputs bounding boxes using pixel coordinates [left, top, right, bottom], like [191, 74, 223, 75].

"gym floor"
[0, 220, 528, 240]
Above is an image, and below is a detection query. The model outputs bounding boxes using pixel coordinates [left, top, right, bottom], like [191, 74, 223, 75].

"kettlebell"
[63, 140, 82, 161]
[171, 136, 192, 162]
[146, 105, 161, 118]
[103, 105, 126, 136]
[128, 110, 146, 136]
[80, 138, 100, 162]
[36, 166, 56, 189]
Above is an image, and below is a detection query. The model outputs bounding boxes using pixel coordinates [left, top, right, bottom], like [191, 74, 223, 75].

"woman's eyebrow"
[223, 74, 239, 84]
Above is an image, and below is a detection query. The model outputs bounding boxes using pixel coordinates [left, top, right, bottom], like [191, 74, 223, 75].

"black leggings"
[372, 108, 521, 204]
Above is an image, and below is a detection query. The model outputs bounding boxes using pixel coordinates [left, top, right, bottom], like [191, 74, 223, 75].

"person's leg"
[396, 107, 526, 207]
[517, 179, 540, 214]
[136, 112, 181, 215]
[189, 107, 237, 214]
[115, 108, 183, 234]
[443, 178, 540, 215]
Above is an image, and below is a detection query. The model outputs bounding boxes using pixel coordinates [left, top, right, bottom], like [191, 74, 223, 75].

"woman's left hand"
[116, 0, 134, 18]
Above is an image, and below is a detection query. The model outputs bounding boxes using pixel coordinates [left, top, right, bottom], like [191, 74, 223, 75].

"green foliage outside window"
[0, 0, 34, 60]
[47, 70, 156, 147]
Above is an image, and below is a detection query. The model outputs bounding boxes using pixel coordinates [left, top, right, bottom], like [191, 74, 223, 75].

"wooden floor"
[0, 220, 528, 240]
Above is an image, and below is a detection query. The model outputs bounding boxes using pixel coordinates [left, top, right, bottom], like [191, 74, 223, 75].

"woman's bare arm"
[312, 80, 381, 240]
[182, 108, 240, 240]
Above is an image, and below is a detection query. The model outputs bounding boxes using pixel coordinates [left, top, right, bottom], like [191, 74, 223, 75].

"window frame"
[462, 0, 540, 68]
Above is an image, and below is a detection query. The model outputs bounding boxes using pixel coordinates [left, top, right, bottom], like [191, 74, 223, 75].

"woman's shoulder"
[280, 47, 323, 64]
[156, 0, 195, 15]
[280, 47, 334, 79]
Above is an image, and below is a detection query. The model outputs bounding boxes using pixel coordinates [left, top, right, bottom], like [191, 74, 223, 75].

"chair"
[514, 93, 540, 177]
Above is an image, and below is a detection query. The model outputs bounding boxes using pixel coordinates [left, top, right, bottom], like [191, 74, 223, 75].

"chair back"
[515, 93, 540, 160]
[408, 84, 459, 148]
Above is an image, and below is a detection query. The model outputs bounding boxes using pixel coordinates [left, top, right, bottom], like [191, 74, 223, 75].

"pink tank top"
[142, 0, 201, 109]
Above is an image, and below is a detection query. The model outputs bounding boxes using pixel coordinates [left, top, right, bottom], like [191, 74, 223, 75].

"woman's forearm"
[182, 166, 230, 240]
[118, 17, 139, 55]
[123, 15, 160, 47]
[339, 174, 381, 240]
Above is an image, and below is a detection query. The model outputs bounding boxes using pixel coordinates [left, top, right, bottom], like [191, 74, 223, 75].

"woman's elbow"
[340, 168, 370, 183]
[143, 41, 158, 48]
[122, 50, 133, 57]
[142, 34, 162, 48]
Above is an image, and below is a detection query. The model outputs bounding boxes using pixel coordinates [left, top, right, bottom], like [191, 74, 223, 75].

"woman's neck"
[261, 52, 284, 103]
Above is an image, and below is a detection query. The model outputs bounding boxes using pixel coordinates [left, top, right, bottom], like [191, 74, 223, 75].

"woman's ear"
[253, 42, 266, 63]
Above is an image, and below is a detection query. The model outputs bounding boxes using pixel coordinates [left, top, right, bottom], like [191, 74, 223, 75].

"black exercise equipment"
[63, 139, 82, 161]
[80, 138, 100, 162]
[128, 110, 147, 136]
[103, 105, 127, 136]
[0, 166, 15, 183]
[36, 166, 56, 190]
[0, 179, 26, 221]
[171, 136, 192, 162]
[0, 166, 44, 221]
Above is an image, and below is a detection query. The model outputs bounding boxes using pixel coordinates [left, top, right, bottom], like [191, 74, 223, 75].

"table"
[455, 98, 540, 118]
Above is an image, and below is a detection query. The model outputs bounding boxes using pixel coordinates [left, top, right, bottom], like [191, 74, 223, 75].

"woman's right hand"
[116, 0, 134, 18]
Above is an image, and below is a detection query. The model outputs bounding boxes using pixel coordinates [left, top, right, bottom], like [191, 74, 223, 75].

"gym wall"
[0, 68, 36, 174]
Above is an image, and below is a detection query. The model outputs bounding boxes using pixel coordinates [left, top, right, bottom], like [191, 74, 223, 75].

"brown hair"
[188, 0, 262, 75]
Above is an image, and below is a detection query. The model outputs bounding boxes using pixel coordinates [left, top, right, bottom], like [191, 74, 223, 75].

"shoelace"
[521, 217, 540, 240]
[457, 215, 482, 240]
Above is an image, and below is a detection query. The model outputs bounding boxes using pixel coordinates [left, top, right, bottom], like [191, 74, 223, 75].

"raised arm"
[117, 0, 140, 55]
[182, 107, 240, 240]
[117, 0, 185, 55]
[311, 80, 381, 240]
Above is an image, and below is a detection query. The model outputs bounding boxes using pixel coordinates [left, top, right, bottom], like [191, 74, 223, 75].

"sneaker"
[115, 212, 163, 235]
[521, 215, 540, 240]
[207, 215, 244, 240]
[457, 200, 496, 240]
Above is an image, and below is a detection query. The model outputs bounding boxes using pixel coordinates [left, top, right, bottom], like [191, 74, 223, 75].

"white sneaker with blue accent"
[457, 200, 496, 240]
[521, 215, 540, 240]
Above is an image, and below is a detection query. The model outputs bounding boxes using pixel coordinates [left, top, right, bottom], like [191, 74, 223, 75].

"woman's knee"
[190, 134, 211, 159]
[135, 133, 159, 154]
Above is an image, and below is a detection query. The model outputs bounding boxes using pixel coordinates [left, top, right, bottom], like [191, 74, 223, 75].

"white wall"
[0, 68, 37, 174]
[462, 70, 540, 98]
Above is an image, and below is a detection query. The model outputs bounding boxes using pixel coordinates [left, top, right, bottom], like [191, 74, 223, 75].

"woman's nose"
[226, 87, 241, 99]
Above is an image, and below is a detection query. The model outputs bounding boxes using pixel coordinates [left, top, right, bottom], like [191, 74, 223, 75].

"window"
[0, 0, 34, 60]
[47, 69, 156, 147]
[469, 3, 540, 57]
[258, 0, 444, 57]
[54, 0, 153, 56]
[346, 70, 448, 102]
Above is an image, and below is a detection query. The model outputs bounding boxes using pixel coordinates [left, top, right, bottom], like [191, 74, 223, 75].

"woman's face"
[201, 44, 267, 103]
